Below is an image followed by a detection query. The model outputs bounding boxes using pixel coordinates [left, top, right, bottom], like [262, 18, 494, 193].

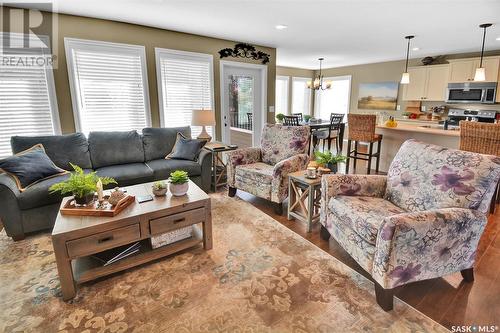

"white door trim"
[219, 60, 267, 146]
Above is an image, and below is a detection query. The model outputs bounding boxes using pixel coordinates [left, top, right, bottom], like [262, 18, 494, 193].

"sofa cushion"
[142, 127, 191, 161]
[166, 133, 206, 161]
[18, 169, 92, 210]
[0, 144, 68, 191]
[385, 139, 500, 212]
[260, 124, 310, 165]
[11, 133, 92, 170]
[146, 159, 201, 180]
[329, 196, 406, 245]
[95, 163, 154, 187]
[234, 162, 273, 200]
[89, 131, 144, 168]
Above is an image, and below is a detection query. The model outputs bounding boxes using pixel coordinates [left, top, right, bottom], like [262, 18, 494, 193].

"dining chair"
[284, 115, 300, 126]
[345, 114, 383, 174]
[460, 121, 500, 213]
[292, 113, 303, 122]
[312, 113, 344, 152]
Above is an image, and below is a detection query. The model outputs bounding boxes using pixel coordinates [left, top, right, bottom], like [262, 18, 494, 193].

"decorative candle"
[97, 179, 104, 202]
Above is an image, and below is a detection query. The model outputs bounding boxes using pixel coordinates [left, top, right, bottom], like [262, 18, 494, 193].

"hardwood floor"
[229, 173, 500, 330]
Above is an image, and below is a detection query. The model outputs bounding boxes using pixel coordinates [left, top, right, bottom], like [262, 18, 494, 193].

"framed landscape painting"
[357, 82, 398, 110]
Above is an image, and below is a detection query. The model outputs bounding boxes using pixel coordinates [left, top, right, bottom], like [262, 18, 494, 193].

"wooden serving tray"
[60, 195, 135, 217]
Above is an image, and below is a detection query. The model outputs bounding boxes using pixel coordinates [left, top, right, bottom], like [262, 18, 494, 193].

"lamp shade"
[474, 67, 486, 81]
[191, 109, 216, 126]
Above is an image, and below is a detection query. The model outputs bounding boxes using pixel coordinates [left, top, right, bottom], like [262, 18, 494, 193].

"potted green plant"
[169, 170, 189, 196]
[152, 181, 168, 197]
[275, 113, 285, 123]
[303, 115, 312, 123]
[314, 151, 347, 173]
[49, 163, 116, 206]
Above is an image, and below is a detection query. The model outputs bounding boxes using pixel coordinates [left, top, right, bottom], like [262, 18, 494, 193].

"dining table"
[301, 121, 346, 154]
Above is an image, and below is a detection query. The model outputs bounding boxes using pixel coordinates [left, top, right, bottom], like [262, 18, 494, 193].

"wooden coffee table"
[51, 180, 212, 301]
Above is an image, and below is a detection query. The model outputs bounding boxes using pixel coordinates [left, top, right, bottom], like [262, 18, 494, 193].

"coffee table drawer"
[66, 224, 141, 258]
[150, 207, 205, 235]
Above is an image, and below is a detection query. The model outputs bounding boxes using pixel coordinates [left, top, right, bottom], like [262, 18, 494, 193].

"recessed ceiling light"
[275, 24, 288, 30]
[496, 37, 500, 41]
[412, 47, 420, 51]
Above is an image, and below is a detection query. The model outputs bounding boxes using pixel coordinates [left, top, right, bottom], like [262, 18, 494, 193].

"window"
[315, 76, 352, 121]
[65, 38, 151, 134]
[275, 76, 289, 115]
[156, 48, 214, 138]
[292, 77, 312, 115]
[0, 33, 60, 158]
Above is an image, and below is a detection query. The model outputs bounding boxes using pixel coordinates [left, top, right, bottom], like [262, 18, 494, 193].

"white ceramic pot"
[169, 182, 189, 196]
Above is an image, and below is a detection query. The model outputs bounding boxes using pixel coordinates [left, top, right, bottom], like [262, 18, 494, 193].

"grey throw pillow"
[0, 144, 67, 191]
[166, 133, 206, 161]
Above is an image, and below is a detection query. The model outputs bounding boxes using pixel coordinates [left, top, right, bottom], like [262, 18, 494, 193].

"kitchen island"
[375, 122, 459, 172]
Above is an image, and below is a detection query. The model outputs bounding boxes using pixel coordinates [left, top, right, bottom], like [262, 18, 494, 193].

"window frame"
[155, 48, 215, 134]
[0, 32, 61, 137]
[275, 75, 290, 115]
[291, 76, 312, 115]
[64, 37, 152, 133]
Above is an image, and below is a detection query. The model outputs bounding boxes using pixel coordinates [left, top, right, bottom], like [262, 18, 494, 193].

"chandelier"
[307, 58, 332, 90]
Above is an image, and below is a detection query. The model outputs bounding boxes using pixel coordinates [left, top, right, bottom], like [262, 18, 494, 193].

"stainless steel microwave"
[446, 82, 497, 104]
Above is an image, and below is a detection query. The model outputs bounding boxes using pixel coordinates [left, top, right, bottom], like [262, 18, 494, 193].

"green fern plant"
[314, 151, 347, 166]
[49, 163, 116, 198]
[169, 170, 189, 184]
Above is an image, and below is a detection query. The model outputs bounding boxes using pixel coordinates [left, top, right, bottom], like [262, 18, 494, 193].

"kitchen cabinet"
[402, 65, 449, 101]
[448, 57, 499, 82]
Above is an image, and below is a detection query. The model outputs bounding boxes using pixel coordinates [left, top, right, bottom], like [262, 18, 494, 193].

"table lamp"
[191, 109, 215, 141]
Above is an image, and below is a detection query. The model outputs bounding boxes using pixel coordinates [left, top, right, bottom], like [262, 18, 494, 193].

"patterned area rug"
[0, 194, 448, 332]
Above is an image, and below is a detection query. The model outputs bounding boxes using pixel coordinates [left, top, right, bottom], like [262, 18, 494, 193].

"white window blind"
[65, 38, 151, 134]
[0, 33, 60, 158]
[292, 77, 312, 115]
[315, 76, 352, 121]
[275, 76, 289, 115]
[156, 48, 214, 138]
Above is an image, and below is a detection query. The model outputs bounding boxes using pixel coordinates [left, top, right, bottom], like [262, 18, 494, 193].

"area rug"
[0, 193, 448, 332]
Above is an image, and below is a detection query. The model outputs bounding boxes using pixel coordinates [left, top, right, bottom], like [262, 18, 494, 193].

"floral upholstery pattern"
[226, 124, 311, 203]
[321, 139, 500, 290]
[385, 139, 500, 214]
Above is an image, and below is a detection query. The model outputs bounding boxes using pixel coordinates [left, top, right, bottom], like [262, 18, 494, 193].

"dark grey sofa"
[0, 127, 211, 241]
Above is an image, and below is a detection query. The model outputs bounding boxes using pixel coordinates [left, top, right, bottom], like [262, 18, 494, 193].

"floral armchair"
[320, 139, 500, 311]
[226, 124, 310, 214]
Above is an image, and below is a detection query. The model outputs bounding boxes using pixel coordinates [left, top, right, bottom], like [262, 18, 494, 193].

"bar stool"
[345, 114, 382, 174]
[460, 121, 500, 213]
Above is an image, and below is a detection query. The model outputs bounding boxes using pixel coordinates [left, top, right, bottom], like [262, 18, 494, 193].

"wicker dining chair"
[346, 114, 383, 174]
[460, 121, 500, 213]
[284, 115, 300, 126]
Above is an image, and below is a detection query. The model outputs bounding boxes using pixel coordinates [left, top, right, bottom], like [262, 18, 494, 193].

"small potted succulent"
[275, 113, 285, 124]
[315, 151, 347, 174]
[49, 163, 116, 206]
[303, 114, 312, 123]
[169, 170, 189, 196]
[152, 181, 168, 197]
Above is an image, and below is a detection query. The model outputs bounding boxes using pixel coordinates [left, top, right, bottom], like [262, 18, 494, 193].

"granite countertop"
[376, 123, 460, 137]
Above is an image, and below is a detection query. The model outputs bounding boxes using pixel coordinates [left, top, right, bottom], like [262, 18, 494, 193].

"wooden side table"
[287, 171, 322, 232]
[204, 142, 237, 192]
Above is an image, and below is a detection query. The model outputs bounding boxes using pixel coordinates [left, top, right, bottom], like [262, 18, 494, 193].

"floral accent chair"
[320, 139, 500, 311]
[226, 124, 310, 214]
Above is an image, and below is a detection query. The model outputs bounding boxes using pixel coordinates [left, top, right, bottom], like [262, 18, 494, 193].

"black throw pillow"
[0, 144, 67, 191]
[166, 133, 206, 161]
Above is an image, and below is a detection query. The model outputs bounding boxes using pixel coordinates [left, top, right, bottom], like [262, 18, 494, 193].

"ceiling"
[18, 0, 500, 69]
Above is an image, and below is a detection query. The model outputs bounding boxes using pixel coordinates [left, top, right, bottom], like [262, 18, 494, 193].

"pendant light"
[400, 35, 414, 84]
[474, 23, 492, 82]
[307, 58, 332, 90]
